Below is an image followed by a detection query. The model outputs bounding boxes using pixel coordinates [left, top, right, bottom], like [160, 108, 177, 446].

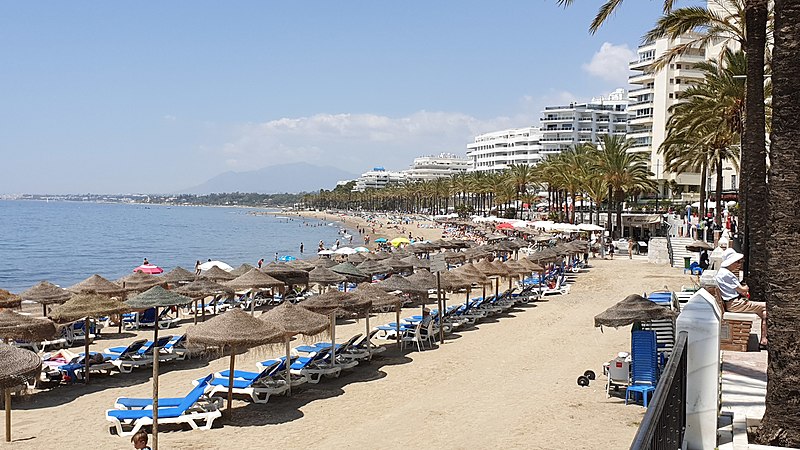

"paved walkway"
[719, 349, 767, 449]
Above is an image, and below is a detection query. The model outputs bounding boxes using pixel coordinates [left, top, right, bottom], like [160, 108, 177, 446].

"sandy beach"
[7, 247, 690, 449]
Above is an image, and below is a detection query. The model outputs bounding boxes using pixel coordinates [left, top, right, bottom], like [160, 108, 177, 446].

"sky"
[0, 1, 671, 194]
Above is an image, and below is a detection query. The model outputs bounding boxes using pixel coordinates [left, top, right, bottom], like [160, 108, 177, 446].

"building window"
[676, 64, 682, 69]
[731, 174, 738, 189]
[669, 93, 673, 99]
[669, 78, 674, 84]
[676, 78, 681, 84]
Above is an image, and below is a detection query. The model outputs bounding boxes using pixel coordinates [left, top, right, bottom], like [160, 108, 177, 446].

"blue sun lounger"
[106, 374, 222, 436]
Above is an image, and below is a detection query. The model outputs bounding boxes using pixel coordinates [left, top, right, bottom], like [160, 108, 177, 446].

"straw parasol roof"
[502, 259, 529, 276]
[438, 270, 472, 291]
[174, 278, 234, 298]
[462, 246, 491, 260]
[401, 255, 429, 269]
[19, 281, 71, 306]
[441, 250, 466, 263]
[0, 344, 41, 389]
[160, 266, 196, 284]
[287, 259, 316, 272]
[330, 262, 370, 282]
[346, 253, 366, 264]
[302, 289, 372, 316]
[262, 263, 309, 286]
[67, 274, 123, 295]
[117, 270, 164, 292]
[594, 294, 678, 328]
[225, 268, 284, 290]
[0, 309, 57, 342]
[529, 249, 558, 263]
[377, 275, 430, 295]
[260, 302, 329, 338]
[308, 266, 347, 286]
[125, 285, 193, 309]
[353, 282, 403, 310]
[357, 259, 391, 276]
[452, 263, 491, 285]
[381, 256, 413, 273]
[186, 308, 283, 350]
[410, 242, 436, 253]
[48, 293, 129, 324]
[686, 240, 714, 252]
[403, 270, 437, 289]
[201, 265, 236, 281]
[473, 259, 507, 277]
[368, 251, 392, 260]
[312, 257, 338, 268]
[230, 263, 256, 277]
[0, 290, 21, 309]
[518, 258, 545, 272]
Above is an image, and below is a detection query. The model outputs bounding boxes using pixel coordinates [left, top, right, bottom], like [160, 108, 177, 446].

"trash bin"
[683, 256, 692, 271]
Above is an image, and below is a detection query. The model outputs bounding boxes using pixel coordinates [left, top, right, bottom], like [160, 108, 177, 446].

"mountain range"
[181, 162, 358, 194]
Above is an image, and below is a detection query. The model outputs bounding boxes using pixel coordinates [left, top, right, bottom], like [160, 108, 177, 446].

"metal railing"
[630, 331, 688, 450]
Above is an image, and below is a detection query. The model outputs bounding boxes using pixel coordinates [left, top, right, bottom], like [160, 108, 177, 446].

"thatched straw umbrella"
[186, 309, 283, 417]
[357, 259, 391, 277]
[401, 255, 430, 270]
[262, 263, 309, 289]
[160, 266, 196, 285]
[230, 263, 255, 277]
[330, 263, 370, 287]
[382, 256, 413, 275]
[473, 259, 507, 301]
[376, 275, 430, 347]
[287, 259, 315, 272]
[49, 293, 129, 384]
[67, 274, 123, 295]
[594, 294, 678, 329]
[353, 282, 403, 350]
[117, 270, 164, 292]
[19, 282, 71, 316]
[0, 344, 41, 442]
[501, 259, 529, 292]
[312, 257, 338, 269]
[307, 266, 346, 290]
[0, 309, 57, 344]
[368, 251, 392, 260]
[452, 263, 491, 312]
[0, 291, 20, 310]
[260, 303, 328, 395]
[225, 269, 284, 315]
[174, 279, 234, 323]
[200, 266, 235, 282]
[124, 285, 193, 449]
[346, 253, 366, 265]
[303, 289, 372, 369]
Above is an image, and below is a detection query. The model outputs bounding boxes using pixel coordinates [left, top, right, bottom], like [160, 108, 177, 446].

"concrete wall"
[648, 237, 671, 265]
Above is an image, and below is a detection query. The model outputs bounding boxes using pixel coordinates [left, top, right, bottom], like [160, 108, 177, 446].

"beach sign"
[430, 254, 447, 273]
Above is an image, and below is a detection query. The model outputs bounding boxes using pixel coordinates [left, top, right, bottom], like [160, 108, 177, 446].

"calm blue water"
[0, 200, 346, 292]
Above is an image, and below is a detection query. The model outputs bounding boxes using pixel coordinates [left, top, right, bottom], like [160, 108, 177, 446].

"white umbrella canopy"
[318, 250, 334, 256]
[577, 223, 605, 232]
[198, 261, 234, 272]
[333, 247, 357, 255]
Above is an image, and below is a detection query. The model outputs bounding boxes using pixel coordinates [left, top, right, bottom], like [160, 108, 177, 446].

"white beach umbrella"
[333, 247, 357, 255]
[577, 223, 605, 232]
[317, 249, 334, 256]
[199, 261, 234, 272]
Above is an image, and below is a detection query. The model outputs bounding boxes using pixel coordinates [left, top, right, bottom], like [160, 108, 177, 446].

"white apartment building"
[404, 153, 469, 181]
[628, 36, 707, 198]
[352, 167, 407, 191]
[465, 126, 544, 172]
[540, 88, 630, 153]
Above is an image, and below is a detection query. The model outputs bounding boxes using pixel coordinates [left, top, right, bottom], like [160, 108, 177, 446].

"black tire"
[577, 376, 590, 387]
[584, 370, 596, 381]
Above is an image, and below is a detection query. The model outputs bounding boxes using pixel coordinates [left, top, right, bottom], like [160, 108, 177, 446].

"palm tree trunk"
[606, 185, 613, 235]
[714, 156, 724, 228]
[756, 1, 800, 445]
[699, 164, 708, 225]
[615, 190, 623, 239]
[741, 0, 769, 296]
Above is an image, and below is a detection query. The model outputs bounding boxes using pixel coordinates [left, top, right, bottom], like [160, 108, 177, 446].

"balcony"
[629, 57, 655, 70]
[541, 115, 575, 122]
[629, 72, 655, 84]
[539, 136, 575, 143]
[630, 115, 654, 126]
[628, 86, 654, 96]
[578, 117, 593, 122]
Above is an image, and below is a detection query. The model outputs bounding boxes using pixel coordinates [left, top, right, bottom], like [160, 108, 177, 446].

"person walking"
[627, 238, 635, 259]
[300, 242, 304, 254]
[194, 260, 201, 276]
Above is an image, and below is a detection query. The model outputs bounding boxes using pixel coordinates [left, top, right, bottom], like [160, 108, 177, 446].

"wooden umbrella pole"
[84, 317, 91, 384]
[365, 313, 371, 360]
[285, 338, 292, 396]
[41, 304, 46, 318]
[250, 292, 255, 316]
[152, 307, 160, 450]
[201, 298, 206, 322]
[436, 272, 444, 344]
[330, 314, 336, 368]
[227, 352, 235, 418]
[193, 300, 198, 325]
[395, 307, 401, 349]
[4, 389, 10, 442]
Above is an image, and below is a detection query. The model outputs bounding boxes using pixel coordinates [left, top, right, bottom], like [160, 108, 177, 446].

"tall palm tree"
[756, 2, 800, 446]
[557, 0, 676, 34]
[506, 164, 536, 219]
[592, 135, 656, 237]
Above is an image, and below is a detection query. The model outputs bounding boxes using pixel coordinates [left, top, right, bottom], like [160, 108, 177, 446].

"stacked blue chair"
[625, 330, 659, 407]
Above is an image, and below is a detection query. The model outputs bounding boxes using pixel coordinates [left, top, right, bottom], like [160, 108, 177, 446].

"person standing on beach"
[257, 258, 264, 269]
[274, 252, 278, 261]
[300, 242, 304, 253]
[143, 258, 150, 265]
[627, 238, 635, 259]
[195, 260, 201, 276]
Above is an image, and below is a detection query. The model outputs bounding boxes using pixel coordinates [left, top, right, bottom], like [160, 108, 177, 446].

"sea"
[0, 200, 349, 293]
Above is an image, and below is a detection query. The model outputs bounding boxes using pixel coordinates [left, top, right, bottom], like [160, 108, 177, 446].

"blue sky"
[0, 1, 670, 194]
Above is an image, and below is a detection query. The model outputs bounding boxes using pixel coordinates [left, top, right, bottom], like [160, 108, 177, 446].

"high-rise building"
[404, 153, 469, 181]
[628, 36, 707, 198]
[539, 88, 630, 153]
[465, 126, 544, 172]
[352, 167, 407, 191]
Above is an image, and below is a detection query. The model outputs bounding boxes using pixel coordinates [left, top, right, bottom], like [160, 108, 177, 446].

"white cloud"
[582, 42, 635, 85]
[218, 109, 541, 173]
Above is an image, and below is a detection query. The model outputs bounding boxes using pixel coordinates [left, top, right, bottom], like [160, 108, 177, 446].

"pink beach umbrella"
[134, 264, 164, 274]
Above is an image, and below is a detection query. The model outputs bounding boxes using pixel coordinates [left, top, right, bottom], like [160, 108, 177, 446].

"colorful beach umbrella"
[374, 238, 388, 243]
[133, 264, 164, 274]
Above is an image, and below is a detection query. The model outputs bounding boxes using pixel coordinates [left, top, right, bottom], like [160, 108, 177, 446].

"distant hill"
[181, 162, 358, 194]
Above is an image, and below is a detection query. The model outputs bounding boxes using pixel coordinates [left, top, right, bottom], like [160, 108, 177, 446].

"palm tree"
[506, 164, 536, 219]
[557, 0, 676, 34]
[592, 135, 656, 237]
[755, 2, 800, 446]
